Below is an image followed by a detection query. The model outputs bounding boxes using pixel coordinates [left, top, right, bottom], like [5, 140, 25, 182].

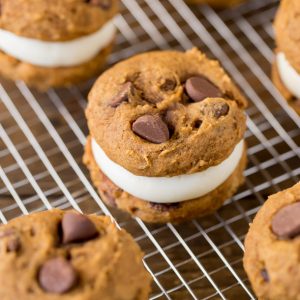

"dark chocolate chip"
[39, 257, 77, 294]
[132, 115, 170, 144]
[109, 82, 132, 108]
[261, 269, 269, 282]
[150, 202, 180, 212]
[185, 76, 222, 102]
[7, 237, 20, 252]
[160, 79, 177, 91]
[193, 120, 202, 129]
[213, 103, 229, 118]
[87, 0, 112, 9]
[271, 202, 300, 239]
[62, 212, 98, 244]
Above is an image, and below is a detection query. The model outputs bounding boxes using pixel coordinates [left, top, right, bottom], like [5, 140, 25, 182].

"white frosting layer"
[277, 52, 300, 98]
[0, 19, 116, 67]
[91, 138, 244, 204]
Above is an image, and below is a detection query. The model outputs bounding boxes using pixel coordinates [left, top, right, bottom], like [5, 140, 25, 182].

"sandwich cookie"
[244, 182, 300, 300]
[84, 48, 248, 223]
[0, 0, 118, 90]
[0, 209, 151, 300]
[273, 0, 300, 115]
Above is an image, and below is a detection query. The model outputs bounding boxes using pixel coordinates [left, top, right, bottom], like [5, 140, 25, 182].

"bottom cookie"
[84, 137, 247, 223]
[272, 60, 300, 115]
[0, 209, 152, 300]
[244, 182, 300, 300]
[0, 42, 114, 91]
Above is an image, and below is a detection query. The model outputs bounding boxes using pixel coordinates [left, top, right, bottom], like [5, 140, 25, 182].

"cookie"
[244, 182, 300, 300]
[187, 0, 245, 8]
[0, 0, 119, 90]
[0, 209, 151, 299]
[272, 0, 300, 115]
[84, 48, 248, 223]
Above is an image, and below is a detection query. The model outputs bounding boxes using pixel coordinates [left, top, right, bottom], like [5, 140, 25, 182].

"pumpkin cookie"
[84, 48, 248, 223]
[272, 0, 300, 115]
[244, 182, 300, 300]
[0, 209, 151, 300]
[0, 0, 118, 90]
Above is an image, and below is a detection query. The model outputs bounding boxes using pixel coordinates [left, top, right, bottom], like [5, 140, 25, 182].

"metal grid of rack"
[0, 0, 299, 299]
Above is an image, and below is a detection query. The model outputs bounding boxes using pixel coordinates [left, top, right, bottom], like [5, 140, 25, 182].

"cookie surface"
[244, 182, 300, 300]
[0, 209, 151, 300]
[86, 48, 247, 177]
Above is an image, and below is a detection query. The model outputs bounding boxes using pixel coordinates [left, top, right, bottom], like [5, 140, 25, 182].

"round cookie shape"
[186, 0, 245, 8]
[274, 0, 300, 74]
[243, 182, 300, 300]
[86, 48, 247, 177]
[0, 209, 152, 300]
[0, 0, 119, 41]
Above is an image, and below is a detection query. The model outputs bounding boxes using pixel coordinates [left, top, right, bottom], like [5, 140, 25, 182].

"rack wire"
[0, 0, 299, 299]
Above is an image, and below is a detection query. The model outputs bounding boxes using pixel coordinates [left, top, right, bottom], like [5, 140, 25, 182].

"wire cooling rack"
[0, 0, 299, 299]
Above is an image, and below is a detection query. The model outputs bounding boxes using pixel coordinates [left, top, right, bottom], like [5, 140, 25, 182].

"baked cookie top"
[87, 48, 247, 177]
[0, 0, 118, 41]
[244, 182, 300, 300]
[0, 209, 151, 300]
[274, 0, 300, 72]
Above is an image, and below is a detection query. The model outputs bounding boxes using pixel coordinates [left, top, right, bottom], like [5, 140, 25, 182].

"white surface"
[91, 138, 244, 203]
[277, 52, 300, 98]
[0, 19, 116, 68]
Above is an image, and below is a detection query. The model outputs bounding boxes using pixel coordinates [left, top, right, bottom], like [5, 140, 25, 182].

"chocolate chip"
[261, 269, 269, 282]
[271, 202, 300, 239]
[160, 79, 177, 91]
[150, 202, 180, 212]
[109, 82, 132, 108]
[213, 103, 229, 118]
[185, 76, 222, 102]
[87, 0, 112, 9]
[39, 258, 77, 294]
[132, 115, 170, 144]
[7, 237, 20, 252]
[62, 212, 98, 244]
[193, 120, 202, 129]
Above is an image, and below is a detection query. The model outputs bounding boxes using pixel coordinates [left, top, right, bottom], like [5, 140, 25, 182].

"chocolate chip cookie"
[187, 0, 246, 8]
[244, 182, 300, 300]
[0, 0, 118, 90]
[84, 48, 248, 223]
[0, 209, 151, 299]
[272, 0, 300, 115]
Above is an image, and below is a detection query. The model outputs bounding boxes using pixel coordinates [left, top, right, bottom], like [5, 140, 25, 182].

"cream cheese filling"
[91, 138, 244, 204]
[0, 19, 116, 68]
[277, 52, 300, 98]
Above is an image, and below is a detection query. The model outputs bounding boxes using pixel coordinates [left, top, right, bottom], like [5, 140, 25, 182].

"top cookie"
[244, 182, 300, 300]
[86, 48, 247, 177]
[0, 0, 118, 41]
[0, 209, 151, 300]
[274, 0, 300, 72]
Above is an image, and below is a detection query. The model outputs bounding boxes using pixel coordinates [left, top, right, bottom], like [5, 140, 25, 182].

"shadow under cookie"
[84, 136, 247, 223]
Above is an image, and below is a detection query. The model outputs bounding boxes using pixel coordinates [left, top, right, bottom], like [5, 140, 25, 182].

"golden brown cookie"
[187, 0, 246, 8]
[0, 0, 119, 90]
[84, 49, 248, 223]
[0, 209, 151, 300]
[244, 182, 300, 300]
[272, 0, 300, 115]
